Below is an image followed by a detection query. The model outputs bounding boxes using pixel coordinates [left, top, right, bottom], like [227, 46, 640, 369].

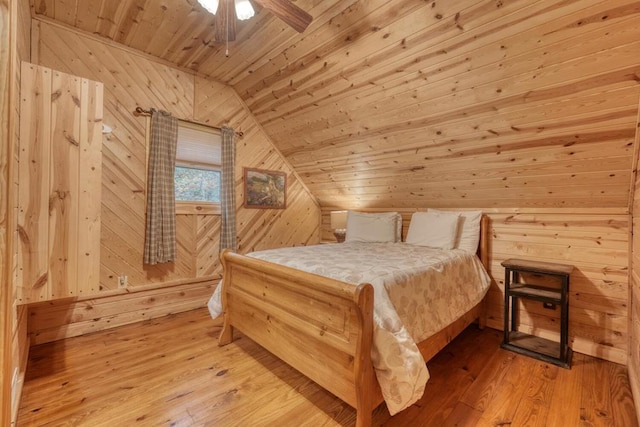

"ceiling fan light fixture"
[198, 0, 219, 15]
[235, 0, 255, 20]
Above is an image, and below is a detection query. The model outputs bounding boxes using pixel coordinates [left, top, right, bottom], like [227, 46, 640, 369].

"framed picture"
[243, 168, 287, 209]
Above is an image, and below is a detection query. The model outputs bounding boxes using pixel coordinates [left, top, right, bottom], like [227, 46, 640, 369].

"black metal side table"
[501, 258, 573, 368]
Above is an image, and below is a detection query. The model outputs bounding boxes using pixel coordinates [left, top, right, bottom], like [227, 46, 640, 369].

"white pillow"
[345, 211, 400, 243]
[430, 209, 482, 253]
[405, 211, 460, 249]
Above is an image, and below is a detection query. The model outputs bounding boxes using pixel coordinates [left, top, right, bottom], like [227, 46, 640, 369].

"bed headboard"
[477, 214, 490, 270]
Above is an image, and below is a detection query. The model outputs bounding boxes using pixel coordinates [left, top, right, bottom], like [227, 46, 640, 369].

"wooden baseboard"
[629, 361, 640, 426]
[27, 280, 217, 345]
[11, 305, 29, 426]
[11, 359, 27, 427]
[485, 319, 626, 365]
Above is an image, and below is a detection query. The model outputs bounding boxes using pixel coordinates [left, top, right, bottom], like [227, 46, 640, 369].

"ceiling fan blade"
[215, 0, 237, 42]
[253, 0, 312, 33]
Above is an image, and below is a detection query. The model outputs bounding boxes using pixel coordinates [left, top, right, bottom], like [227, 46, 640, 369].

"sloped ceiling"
[31, 0, 640, 209]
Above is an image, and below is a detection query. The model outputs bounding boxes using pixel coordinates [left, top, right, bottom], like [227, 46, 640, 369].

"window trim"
[175, 160, 221, 172]
[173, 120, 222, 214]
[175, 200, 221, 215]
[174, 164, 222, 214]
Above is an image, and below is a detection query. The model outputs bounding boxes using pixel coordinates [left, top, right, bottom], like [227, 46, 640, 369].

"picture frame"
[243, 168, 287, 209]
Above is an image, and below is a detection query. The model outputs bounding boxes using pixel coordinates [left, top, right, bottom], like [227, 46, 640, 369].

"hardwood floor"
[17, 308, 638, 426]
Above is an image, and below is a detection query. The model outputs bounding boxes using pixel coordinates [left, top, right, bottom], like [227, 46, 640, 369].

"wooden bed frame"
[218, 215, 490, 427]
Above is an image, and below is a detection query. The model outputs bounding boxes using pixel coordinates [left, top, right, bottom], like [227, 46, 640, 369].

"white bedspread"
[207, 242, 490, 415]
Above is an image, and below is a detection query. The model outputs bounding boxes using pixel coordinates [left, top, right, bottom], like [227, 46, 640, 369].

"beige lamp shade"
[330, 210, 348, 230]
[330, 211, 348, 242]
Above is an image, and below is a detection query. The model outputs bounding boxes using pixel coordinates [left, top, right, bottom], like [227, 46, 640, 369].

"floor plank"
[17, 308, 638, 426]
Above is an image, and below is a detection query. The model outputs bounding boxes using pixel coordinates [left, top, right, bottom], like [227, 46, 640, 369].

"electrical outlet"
[118, 275, 128, 288]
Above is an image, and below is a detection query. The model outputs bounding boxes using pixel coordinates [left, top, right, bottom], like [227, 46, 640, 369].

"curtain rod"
[133, 107, 244, 138]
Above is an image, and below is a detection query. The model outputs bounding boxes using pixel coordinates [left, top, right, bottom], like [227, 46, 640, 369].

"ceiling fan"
[197, 0, 313, 42]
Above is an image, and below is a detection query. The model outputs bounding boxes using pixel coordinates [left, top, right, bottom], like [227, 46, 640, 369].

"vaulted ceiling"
[31, 0, 640, 209]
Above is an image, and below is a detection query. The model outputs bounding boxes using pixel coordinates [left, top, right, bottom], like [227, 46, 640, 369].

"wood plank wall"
[24, 19, 320, 344]
[241, 0, 640, 212]
[321, 207, 629, 365]
[3, 0, 32, 423]
[26, 280, 216, 346]
[488, 210, 629, 364]
[11, 0, 31, 421]
[1, 0, 13, 421]
[630, 102, 640, 421]
[29, 3, 640, 211]
[17, 63, 103, 304]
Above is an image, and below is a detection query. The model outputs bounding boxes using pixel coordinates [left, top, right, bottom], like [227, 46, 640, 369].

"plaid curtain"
[220, 126, 237, 251]
[144, 110, 178, 264]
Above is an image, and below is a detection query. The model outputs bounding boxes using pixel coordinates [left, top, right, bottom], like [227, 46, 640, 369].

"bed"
[209, 213, 491, 427]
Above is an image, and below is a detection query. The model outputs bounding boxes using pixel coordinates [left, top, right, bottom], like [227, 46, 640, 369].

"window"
[175, 166, 220, 202]
[174, 121, 222, 214]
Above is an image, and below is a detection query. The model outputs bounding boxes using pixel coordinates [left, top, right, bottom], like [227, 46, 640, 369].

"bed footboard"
[218, 250, 380, 427]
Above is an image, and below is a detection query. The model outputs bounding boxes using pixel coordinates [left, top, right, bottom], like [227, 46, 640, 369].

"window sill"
[175, 201, 221, 215]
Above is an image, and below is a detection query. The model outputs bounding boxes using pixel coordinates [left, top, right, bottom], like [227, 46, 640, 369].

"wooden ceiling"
[31, 0, 640, 209]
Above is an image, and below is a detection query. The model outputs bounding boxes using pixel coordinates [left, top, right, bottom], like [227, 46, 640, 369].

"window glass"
[175, 121, 221, 204]
[175, 166, 221, 202]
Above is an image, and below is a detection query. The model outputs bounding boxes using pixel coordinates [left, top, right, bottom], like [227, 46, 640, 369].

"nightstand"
[501, 258, 573, 368]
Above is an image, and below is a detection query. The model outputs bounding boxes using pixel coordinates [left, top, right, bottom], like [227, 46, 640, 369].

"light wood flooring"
[17, 308, 638, 426]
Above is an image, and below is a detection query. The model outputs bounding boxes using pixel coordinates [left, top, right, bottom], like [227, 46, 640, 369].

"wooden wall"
[630, 103, 640, 420]
[1, 0, 13, 421]
[487, 210, 629, 364]
[24, 18, 320, 343]
[237, 1, 640, 212]
[26, 279, 216, 345]
[30, 3, 640, 210]
[17, 63, 103, 304]
[321, 207, 630, 365]
[2, 0, 32, 423]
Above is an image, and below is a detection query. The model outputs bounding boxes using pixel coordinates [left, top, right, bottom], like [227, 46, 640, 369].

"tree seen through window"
[175, 166, 221, 202]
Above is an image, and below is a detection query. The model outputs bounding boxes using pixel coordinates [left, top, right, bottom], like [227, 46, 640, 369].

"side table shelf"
[501, 258, 573, 369]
